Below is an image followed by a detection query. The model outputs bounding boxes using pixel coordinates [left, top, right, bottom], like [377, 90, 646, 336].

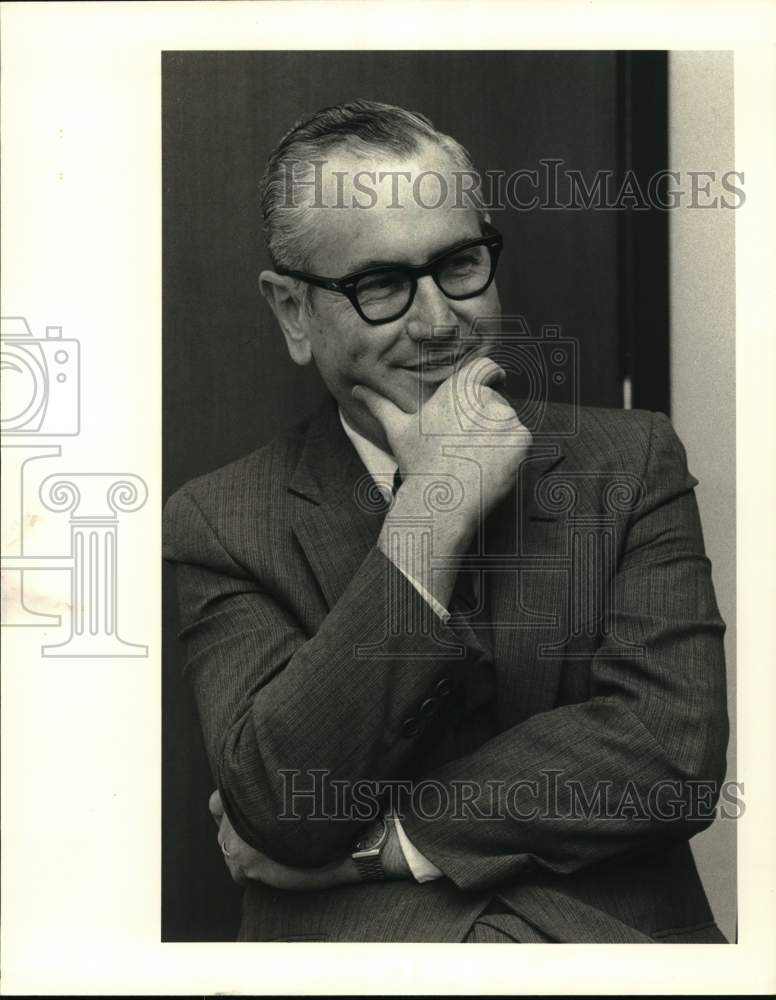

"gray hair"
[260, 99, 481, 304]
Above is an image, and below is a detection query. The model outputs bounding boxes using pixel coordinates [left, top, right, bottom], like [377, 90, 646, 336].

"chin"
[389, 371, 431, 410]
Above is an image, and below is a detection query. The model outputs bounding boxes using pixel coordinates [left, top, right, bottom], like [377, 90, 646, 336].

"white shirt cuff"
[392, 815, 443, 883]
[394, 564, 451, 624]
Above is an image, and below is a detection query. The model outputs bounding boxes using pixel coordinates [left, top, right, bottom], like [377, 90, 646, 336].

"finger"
[488, 365, 508, 387]
[351, 383, 406, 423]
[457, 354, 507, 388]
[454, 360, 509, 416]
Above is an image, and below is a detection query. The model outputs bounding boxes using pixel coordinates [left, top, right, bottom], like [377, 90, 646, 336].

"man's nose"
[404, 275, 459, 340]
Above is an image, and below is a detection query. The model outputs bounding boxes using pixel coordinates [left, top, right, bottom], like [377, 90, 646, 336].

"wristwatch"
[351, 816, 389, 881]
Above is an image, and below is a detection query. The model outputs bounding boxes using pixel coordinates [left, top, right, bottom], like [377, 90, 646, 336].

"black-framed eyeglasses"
[276, 223, 503, 325]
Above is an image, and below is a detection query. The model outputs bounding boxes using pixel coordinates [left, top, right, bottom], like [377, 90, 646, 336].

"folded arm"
[164, 487, 491, 867]
[398, 411, 729, 890]
[165, 409, 727, 886]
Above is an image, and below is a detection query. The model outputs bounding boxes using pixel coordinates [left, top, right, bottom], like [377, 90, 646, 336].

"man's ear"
[259, 270, 313, 366]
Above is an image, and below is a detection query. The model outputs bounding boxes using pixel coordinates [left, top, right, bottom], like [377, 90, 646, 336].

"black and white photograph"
[2, 2, 775, 995]
[162, 50, 737, 945]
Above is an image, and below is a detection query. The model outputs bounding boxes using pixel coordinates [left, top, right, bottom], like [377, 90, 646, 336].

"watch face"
[355, 818, 386, 852]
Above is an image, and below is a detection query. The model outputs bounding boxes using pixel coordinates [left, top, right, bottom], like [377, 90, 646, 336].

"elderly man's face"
[268, 140, 502, 447]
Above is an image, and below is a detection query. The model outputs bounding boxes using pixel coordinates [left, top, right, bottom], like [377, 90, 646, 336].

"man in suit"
[163, 100, 729, 942]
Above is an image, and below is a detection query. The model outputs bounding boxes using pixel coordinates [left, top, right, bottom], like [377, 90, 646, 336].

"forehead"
[305, 141, 483, 275]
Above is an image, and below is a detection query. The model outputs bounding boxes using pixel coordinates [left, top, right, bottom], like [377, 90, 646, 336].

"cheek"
[312, 300, 402, 375]
[346, 339, 370, 365]
[344, 324, 400, 369]
[457, 285, 501, 330]
[313, 325, 378, 385]
[476, 283, 501, 313]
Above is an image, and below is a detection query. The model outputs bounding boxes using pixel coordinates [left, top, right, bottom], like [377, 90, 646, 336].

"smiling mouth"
[399, 345, 486, 377]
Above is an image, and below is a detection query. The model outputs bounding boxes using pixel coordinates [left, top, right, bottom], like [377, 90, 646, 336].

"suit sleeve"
[163, 486, 492, 866]
[398, 411, 730, 891]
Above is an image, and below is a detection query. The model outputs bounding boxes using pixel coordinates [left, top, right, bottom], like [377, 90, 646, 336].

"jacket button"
[435, 677, 453, 697]
[419, 697, 438, 719]
[401, 717, 421, 738]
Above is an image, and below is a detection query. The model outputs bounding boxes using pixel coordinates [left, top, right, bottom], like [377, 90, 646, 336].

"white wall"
[668, 50, 737, 943]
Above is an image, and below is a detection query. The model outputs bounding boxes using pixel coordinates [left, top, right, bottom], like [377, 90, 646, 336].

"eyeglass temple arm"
[277, 268, 342, 292]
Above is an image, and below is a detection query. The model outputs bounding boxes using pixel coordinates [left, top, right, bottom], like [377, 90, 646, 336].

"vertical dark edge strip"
[616, 52, 635, 410]
[617, 51, 671, 415]
[160, 49, 171, 943]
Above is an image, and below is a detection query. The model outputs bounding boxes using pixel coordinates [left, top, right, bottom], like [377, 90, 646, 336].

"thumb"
[457, 354, 507, 389]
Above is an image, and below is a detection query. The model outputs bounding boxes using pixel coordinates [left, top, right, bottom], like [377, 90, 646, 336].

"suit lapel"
[290, 398, 387, 610]
[485, 420, 571, 722]
[290, 396, 573, 720]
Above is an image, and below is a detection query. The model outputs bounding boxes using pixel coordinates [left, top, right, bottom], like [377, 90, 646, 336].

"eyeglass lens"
[354, 243, 494, 321]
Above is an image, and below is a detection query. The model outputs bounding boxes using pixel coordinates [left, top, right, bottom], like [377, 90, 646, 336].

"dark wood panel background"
[162, 50, 668, 941]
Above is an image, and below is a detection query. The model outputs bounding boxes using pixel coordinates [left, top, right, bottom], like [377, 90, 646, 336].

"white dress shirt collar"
[338, 408, 398, 502]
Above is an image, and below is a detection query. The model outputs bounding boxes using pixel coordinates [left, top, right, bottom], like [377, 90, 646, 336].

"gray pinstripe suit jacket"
[163, 395, 729, 942]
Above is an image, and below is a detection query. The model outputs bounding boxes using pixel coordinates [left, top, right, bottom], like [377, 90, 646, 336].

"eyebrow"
[343, 231, 485, 275]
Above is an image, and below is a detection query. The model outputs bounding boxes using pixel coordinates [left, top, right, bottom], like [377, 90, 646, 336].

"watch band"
[354, 854, 386, 881]
[352, 816, 389, 881]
